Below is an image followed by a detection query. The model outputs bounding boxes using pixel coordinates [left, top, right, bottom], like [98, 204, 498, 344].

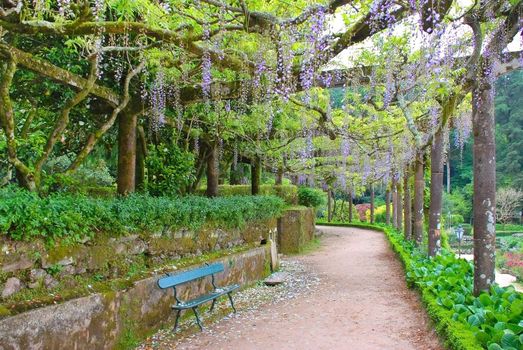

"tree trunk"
[385, 188, 391, 225]
[189, 144, 208, 193]
[205, 142, 219, 197]
[229, 162, 241, 185]
[251, 156, 261, 195]
[275, 166, 284, 185]
[117, 112, 137, 196]
[327, 189, 333, 222]
[392, 177, 398, 228]
[446, 161, 451, 193]
[135, 125, 147, 192]
[428, 128, 444, 256]
[413, 152, 425, 246]
[348, 188, 353, 223]
[404, 171, 412, 240]
[472, 82, 496, 295]
[370, 184, 375, 224]
[396, 181, 403, 231]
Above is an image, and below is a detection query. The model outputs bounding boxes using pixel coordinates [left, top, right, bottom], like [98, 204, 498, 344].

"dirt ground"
[140, 226, 443, 350]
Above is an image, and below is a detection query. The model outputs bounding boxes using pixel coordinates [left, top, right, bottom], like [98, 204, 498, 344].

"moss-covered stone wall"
[0, 246, 270, 350]
[0, 218, 276, 304]
[277, 206, 315, 254]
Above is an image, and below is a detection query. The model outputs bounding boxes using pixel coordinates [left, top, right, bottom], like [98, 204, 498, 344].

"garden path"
[141, 226, 442, 350]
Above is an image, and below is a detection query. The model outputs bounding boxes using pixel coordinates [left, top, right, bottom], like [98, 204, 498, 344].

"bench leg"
[192, 307, 203, 331]
[209, 299, 216, 313]
[173, 309, 181, 332]
[227, 292, 237, 313]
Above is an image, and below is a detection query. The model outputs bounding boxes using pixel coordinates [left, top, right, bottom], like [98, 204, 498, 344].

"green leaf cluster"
[298, 187, 326, 208]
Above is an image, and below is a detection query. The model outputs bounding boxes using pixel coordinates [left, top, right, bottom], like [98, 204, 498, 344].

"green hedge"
[317, 222, 523, 350]
[0, 186, 285, 244]
[196, 184, 298, 205]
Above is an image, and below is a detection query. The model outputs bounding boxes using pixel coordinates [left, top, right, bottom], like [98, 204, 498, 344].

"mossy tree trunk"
[348, 188, 353, 223]
[251, 156, 261, 195]
[205, 141, 219, 197]
[327, 189, 333, 222]
[117, 111, 137, 196]
[275, 165, 284, 185]
[392, 177, 398, 228]
[135, 125, 147, 192]
[370, 184, 375, 224]
[396, 180, 403, 232]
[385, 188, 391, 225]
[404, 171, 412, 240]
[428, 128, 444, 256]
[413, 152, 425, 246]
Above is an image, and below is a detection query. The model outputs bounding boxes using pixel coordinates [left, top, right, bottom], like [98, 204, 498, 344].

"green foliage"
[0, 186, 284, 244]
[42, 156, 116, 196]
[145, 143, 195, 196]
[443, 190, 472, 223]
[495, 71, 523, 189]
[318, 222, 523, 350]
[297, 187, 325, 208]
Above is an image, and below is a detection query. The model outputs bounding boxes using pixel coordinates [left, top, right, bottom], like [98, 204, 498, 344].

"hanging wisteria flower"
[149, 70, 167, 130]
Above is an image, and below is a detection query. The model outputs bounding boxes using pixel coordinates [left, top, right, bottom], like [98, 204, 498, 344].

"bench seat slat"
[172, 284, 240, 310]
[158, 263, 224, 289]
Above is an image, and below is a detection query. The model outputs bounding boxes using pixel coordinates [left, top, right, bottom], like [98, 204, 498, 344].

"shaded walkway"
[142, 226, 442, 350]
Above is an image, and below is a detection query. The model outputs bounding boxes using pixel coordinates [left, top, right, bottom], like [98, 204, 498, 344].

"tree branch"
[34, 57, 98, 173]
[67, 61, 145, 172]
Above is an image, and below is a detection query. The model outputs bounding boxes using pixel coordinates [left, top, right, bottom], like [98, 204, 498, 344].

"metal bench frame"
[157, 263, 238, 331]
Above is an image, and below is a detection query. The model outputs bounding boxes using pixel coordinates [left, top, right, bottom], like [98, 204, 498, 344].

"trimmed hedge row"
[317, 222, 523, 350]
[0, 186, 285, 244]
[196, 184, 298, 205]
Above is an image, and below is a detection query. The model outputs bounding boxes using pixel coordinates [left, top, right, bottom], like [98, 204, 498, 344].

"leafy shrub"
[298, 187, 325, 208]
[0, 186, 284, 244]
[42, 156, 116, 196]
[146, 143, 195, 196]
[443, 191, 472, 223]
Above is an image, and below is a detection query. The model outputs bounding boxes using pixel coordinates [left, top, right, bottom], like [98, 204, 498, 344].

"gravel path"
[138, 226, 442, 350]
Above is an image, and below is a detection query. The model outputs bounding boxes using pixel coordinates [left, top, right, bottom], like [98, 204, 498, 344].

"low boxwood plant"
[317, 221, 523, 350]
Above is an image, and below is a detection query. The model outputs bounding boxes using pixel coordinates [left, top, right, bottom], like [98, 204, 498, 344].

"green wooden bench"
[157, 262, 239, 331]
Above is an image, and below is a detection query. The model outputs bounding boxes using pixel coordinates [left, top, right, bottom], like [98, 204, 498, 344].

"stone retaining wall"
[0, 246, 270, 350]
[0, 219, 276, 300]
[277, 207, 315, 254]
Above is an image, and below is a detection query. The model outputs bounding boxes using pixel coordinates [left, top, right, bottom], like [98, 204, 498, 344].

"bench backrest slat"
[158, 263, 224, 289]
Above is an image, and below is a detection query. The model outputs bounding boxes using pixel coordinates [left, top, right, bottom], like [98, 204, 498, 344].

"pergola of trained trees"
[1, 0, 522, 295]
